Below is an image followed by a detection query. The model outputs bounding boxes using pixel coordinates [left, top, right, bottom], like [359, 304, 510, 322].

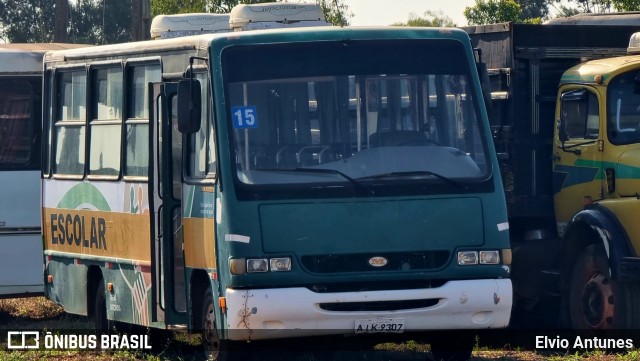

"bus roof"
[0, 43, 89, 74]
[0, 43, 88, 51]
[44, 26, 471, 65]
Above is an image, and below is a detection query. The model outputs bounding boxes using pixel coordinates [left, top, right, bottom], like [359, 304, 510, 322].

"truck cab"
[553, 37, 640, 329]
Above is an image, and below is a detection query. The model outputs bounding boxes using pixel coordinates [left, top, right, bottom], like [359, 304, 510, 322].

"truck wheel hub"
[582, 273, 614, 328]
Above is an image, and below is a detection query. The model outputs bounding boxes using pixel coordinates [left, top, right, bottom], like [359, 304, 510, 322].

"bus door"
[150, 82, 187, 326]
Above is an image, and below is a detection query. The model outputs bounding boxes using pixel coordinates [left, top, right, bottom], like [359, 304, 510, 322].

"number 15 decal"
[232, 106, 258, 129]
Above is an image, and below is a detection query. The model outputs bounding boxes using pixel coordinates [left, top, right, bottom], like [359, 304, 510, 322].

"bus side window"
[0, 81, 35, 167]
[125, 64, 161, 178]
[89, 66, 122, 177]
[188, 73, 215, 179]
[54, 70, 86, 176]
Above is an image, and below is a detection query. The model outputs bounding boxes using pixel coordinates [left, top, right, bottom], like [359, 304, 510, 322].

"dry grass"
[0, 297, 63, 319]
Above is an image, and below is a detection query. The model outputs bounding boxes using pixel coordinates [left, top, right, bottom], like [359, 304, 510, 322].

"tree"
[55, 0, 69, 42]
[547, 0, 613, 14]
[0, 0, 131, 44]
[0, 0, 56, 43]
[464, 0, 522, 25]
[612, 0, 640, 11]
[392, 10, 455, 27]
[516, 0, 549, 20]
[68, 0, 132, 44]
[318, 0, 352, 26]
[151, 0, 208, 15]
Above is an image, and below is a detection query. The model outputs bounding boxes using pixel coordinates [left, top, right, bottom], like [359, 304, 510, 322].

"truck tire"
[566, 244, 640, 329]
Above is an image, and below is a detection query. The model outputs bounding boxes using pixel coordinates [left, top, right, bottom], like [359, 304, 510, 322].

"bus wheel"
[568, 244, 616, 329]
[93, 281, 110, 333]
[201, 287, 228, 360]
[429, 332, 474, 361]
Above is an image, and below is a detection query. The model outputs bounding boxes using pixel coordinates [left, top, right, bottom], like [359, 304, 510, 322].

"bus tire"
[429, 332, 474, 361]
[200, 287, 229, 361]
[93, 280, 110, 334]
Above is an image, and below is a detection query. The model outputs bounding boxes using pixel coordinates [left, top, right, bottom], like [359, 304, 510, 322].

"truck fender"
[562, 204, 636, 282]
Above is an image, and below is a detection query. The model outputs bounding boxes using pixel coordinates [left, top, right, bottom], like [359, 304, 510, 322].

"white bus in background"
[0, 43, 87, 298]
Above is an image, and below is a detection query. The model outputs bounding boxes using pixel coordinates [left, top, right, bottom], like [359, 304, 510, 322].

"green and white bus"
[42, 3, 512, 359]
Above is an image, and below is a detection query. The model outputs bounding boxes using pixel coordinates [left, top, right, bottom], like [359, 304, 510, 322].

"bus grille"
[319, 298, 440, 312]
[300, 251, 449, 274]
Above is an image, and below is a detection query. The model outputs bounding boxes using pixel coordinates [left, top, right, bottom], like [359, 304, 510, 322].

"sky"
[343, 0, 477, 27]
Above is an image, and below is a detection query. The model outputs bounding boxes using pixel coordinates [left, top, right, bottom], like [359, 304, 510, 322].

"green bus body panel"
[260, 197, 484, 254]
[47, 258, 153, 327]
[103, 265, 151, 326]
[46, 259, 88, 316]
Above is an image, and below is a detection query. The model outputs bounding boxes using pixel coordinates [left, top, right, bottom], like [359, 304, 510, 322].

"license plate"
[355, 318, 405, 333]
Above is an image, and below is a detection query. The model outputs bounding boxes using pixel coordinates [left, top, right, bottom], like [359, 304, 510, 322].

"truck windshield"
[607, 69, 640, 145]
[223, 39, 489, 198]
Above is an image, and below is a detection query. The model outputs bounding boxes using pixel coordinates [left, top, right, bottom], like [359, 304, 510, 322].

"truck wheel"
[429, 332, 474, 361]
[200, 287, 229, 361]
[568, 244, 616, 329]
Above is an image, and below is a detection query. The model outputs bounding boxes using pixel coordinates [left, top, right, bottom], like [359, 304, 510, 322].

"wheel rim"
[581, 272, 614, 328]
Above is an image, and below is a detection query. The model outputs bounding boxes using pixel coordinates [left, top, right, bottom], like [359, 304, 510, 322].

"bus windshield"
[223, 39, 489, 197]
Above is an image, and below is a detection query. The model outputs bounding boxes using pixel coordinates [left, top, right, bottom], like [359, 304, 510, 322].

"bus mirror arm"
[178, 56, 208, 134]
[474, 48, 492, 113]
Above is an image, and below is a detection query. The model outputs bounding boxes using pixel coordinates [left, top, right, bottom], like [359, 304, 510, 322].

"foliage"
[612, 0, 640, 11]
[547, 0, 613, 14]
[317, 0, 352, 26]
[464, 0, 522, 25]
[68, 0, 131, 45]
[391, 10, 455, 27]
[520, 17, 543, 24]
[0, 0, 130, 44]
[517, 0, 549, 20]
[0, 0, 56, 42]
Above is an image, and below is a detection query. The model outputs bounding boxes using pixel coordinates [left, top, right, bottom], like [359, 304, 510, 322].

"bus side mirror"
[178, 79, 201, 134]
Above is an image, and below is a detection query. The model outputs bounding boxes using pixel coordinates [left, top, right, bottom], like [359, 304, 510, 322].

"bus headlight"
[457, 250, 503, 266]
[270, 257, 291, 272]
[247, 258, 269, 273]
[479, 250, 500, 265]
[230, 257, 293, 274]
[457, 251, 478, 265]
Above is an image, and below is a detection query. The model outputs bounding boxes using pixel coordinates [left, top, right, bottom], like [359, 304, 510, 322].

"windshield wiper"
[257, 167, 372, 194]
[357, 170, 467, 189]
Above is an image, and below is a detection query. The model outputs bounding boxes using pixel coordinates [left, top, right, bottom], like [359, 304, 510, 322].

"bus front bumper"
[224, 278, 512, 340]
